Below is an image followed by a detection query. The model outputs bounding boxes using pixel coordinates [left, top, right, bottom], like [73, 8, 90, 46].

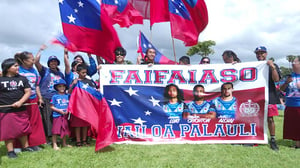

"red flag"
[150, 0, 208, 46]
[59, 0, 121, 63]
[67, 81, 118, 151]
[101, 0, 143, 28]
[51, 33, 78, 52]
[131, 0, 151, 19]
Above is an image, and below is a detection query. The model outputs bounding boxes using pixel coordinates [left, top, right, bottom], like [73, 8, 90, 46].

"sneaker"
[7, 151, 18, 159]
[22, 147, 34, 152]
[270, 139, 279, 151]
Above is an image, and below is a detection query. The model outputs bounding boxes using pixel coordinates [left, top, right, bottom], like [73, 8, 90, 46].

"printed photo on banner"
[99, 61, 269, 144]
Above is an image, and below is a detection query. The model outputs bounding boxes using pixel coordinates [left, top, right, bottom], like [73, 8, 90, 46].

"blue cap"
[254, 46, 267, 53]
[47, 55, 60, 67]
[53, 79, 66, 91]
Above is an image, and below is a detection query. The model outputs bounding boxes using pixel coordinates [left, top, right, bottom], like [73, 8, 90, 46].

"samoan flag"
[150, 0, 208, 46]
[137, 31, 177, 64]
[103, 85, 191, 141]
[58, 0, 121, 63]
[101, 0, 143, 28]
[51, 33, 78, 52]
[67, 81, 118, 151]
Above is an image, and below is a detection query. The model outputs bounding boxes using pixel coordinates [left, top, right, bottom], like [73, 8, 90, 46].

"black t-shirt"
[80, 78, 97, 88]
[0, 75, 30, 113]
[268, 64, 281, 104]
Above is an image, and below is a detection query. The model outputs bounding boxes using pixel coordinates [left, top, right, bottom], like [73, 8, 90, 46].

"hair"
[193, 84, 205, 92]
[76, 63, 88, 72]
[179, 56, 190, 64]
[146, 48, 156, 55]
[222, 50, 241, 63]
[1, 58, 17, 76]
[114, 47, 127, 56]
[221, 82, 233, 90]
[200, 57, 210, 64]
[14, 51, 32, 66]
[74, 55, 86, 64]
[163, 84, 184, 103]
[71, 61, 80, 72]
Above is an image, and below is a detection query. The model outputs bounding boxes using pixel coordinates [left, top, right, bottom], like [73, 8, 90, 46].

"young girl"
[69, 64, 97, 147]
[50, 79, 72, 150]
[0, 58, 32, 158]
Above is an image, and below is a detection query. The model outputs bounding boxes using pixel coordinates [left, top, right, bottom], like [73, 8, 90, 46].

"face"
[222, 54, 234, 63]
[194, 86, 205, 100]
[115, 55, 125, 64]
[292, 57, 300, 70]
[56, 84, 66, 93]
[256, 51, 267, 61]
[49, 60, 58, 70]
[23, 53, 34, 68]
[7, 63, 19, 75]
[168, 86, 178, 99]
[78, 69, 87, 79]
[221, 84, 233, 98]
[201, 59, 210, 64]
[146, 49, 156, 61]
[75, 57, 83, 63]
[179, 61, 186, 65]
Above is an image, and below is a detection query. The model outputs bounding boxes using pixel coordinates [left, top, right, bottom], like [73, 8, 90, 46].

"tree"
[186, 40, 216, 57]
[280, 66, 292, 77]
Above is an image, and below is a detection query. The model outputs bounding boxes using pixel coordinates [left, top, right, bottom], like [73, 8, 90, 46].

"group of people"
[0, 44, 299, 159]
[162, 82, 236, 119]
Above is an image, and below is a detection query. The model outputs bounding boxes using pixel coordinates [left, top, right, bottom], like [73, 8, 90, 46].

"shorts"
[268, 104, 279, 117]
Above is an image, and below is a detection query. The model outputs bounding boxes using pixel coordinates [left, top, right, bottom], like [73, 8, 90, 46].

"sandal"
[75, 141, 82, 147]
[82, 140, 90, 146]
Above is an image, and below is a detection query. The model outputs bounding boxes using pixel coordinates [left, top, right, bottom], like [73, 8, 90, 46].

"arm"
[36, 86, 44, 107]
[12, 88, 31, 108]
[68, 78, 78, 93]
[136, 54, 142, 65]
[64, 48, 71, 74]
[280, 76, 293, 91]
[50, 104, 67, 115]
[267, 60, 280, 82]
[87, 54, 97, 76]
[35, 44, 47, 72]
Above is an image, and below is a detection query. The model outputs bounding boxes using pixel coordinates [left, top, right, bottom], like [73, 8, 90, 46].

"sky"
[1, 0, 300, 68]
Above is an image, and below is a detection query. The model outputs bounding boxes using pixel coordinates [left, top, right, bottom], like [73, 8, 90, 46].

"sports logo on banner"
[99, 62, 269, 144]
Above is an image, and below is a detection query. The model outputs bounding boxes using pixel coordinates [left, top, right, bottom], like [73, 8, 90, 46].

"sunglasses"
[202, 61, 210, 63]
[115, 52, 125, 56]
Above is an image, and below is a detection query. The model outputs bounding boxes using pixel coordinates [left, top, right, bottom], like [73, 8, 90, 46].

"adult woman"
[280, 56, 300, 148]
[14, 51, 46, 150]
[35, 45, 65, 141]
[222, 50, 241, 63]
[0, 58, 32, 158]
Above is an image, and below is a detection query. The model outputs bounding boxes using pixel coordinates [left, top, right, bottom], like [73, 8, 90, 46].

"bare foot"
[63, 144, 72, 148]
[53, 146, 61, 151]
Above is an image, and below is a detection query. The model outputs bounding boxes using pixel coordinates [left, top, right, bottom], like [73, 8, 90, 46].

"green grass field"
[1, 110, 300, 168]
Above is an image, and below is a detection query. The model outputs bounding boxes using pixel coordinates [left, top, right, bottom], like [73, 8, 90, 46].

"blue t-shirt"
[65, 71, 78, 88]
[187, 100, 211, 114]
[285, 72, 300, 107]
[39, 66, 64, 99]
[19, 66, 40, 99]
[209, 97, 237, 118]
[50, 93, 70, 118]
[162, 102, 188, 118]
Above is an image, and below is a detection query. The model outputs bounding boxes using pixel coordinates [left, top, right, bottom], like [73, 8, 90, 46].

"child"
[50, 79, 72, 150]
[0, 58, 32, 158]
[69, 64, 97, 146]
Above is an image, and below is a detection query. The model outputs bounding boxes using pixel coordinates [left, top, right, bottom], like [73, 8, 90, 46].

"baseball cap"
[254, 46, 267, 53]
[53, 79, 67, 91]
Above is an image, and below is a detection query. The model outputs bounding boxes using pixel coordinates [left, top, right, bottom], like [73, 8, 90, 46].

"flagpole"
[171, 37, 177, 62]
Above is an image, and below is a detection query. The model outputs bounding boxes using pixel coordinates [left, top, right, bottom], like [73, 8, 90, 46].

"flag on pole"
[51, 33, 78, 52]
[58, 0, 121, 63]
[137, 31, 177, 64]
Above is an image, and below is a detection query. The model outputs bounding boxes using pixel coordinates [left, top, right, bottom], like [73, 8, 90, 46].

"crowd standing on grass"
[0, 44, 299, 159]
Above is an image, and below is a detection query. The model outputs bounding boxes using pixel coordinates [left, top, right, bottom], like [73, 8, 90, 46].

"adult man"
[114, 47, 127, 64]
[209, 82, 237, 119]
[255, 46, 281, 151]
[185, 85, 216, 118]
[179, 56, 190, 65]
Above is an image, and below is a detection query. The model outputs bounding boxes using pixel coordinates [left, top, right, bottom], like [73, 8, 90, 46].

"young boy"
[69, 64, 97, 146]
[50, 79, 71, 150]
